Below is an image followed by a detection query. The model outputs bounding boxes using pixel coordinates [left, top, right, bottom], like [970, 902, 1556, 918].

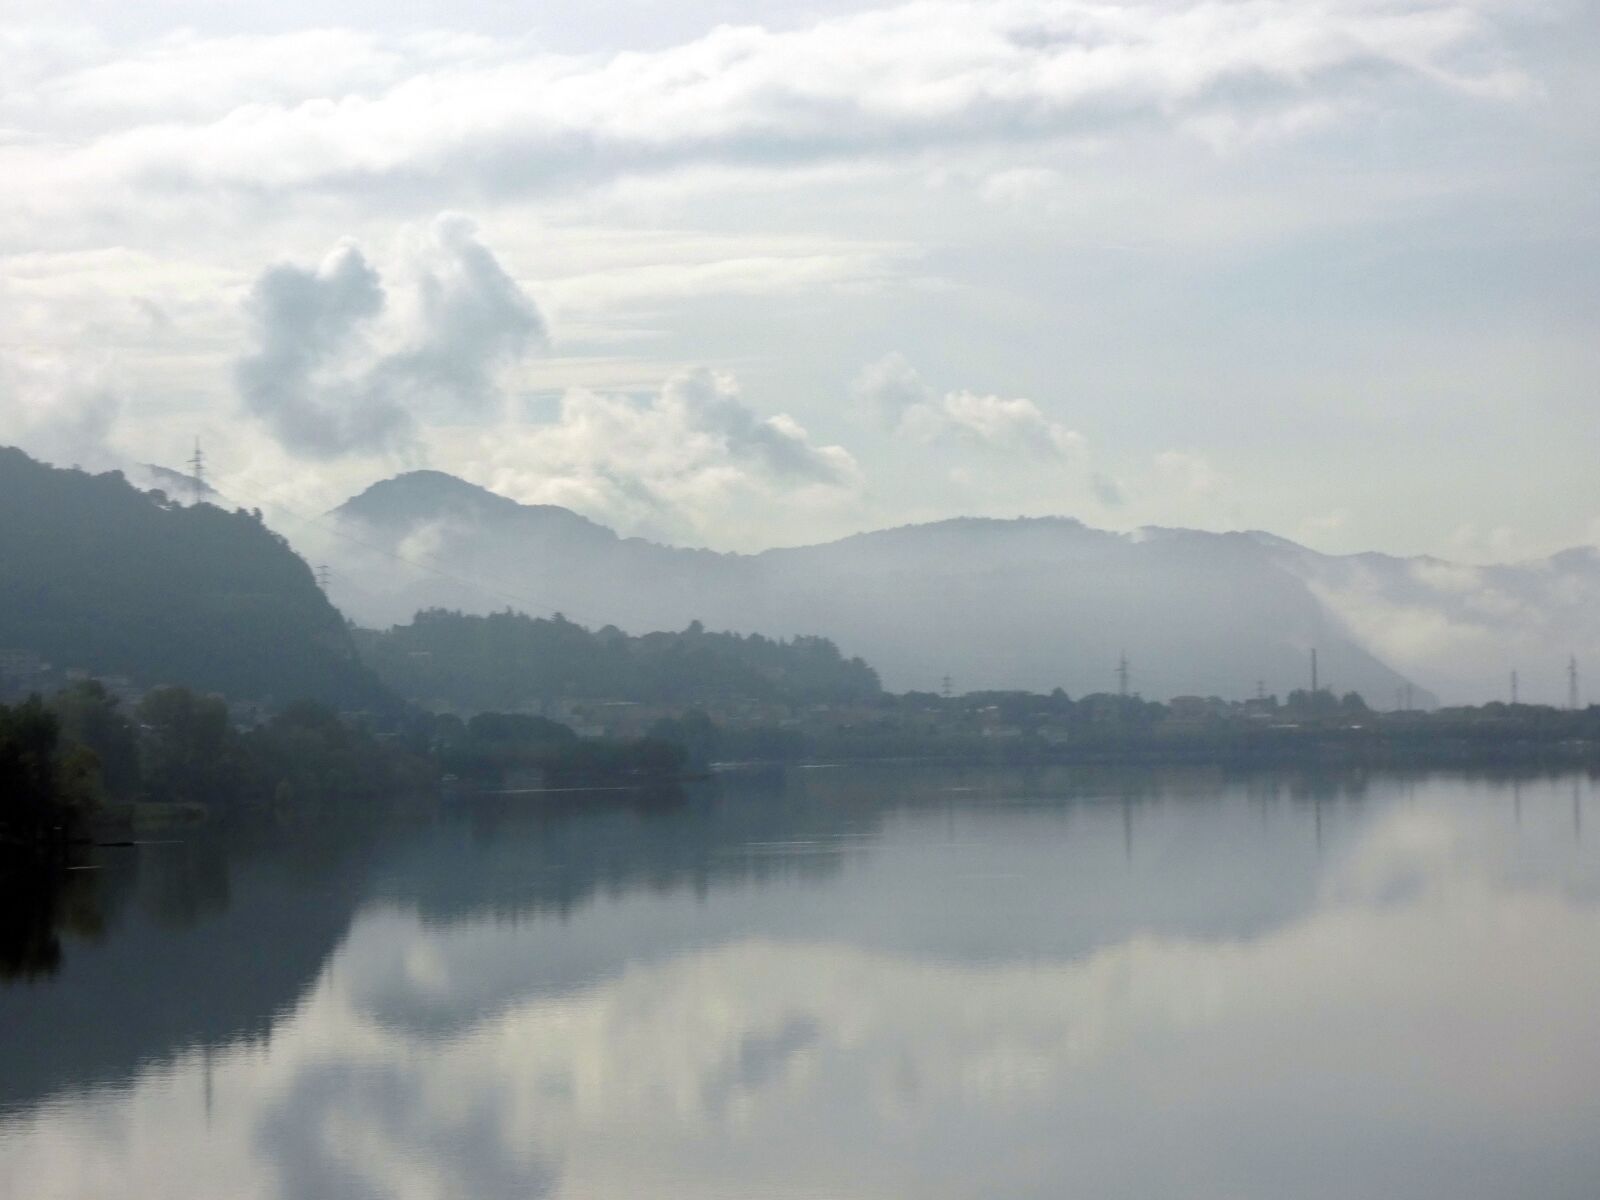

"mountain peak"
[339, 470, 514, 515]
[332, 471, 615, 542]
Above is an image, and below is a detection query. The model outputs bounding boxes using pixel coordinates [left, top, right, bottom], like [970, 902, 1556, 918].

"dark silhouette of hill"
[356, 609, 880, 711]
[0, 447, 389, 709]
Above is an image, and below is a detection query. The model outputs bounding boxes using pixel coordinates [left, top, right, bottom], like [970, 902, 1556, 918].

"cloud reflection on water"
[1, 779, 1598, 1199]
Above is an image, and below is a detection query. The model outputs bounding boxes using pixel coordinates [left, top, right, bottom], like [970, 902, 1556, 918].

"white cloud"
[1448, 521, 1526, 563]
[1409, 558, 1485, 595]
[1280, 545, 1600, 704]
[469, 368, 862, 544]
[1305, 572, 1500, 669]
[541, 247, 910, 325]
[854, 352, 1084, 459]
[1153, 449, 1227, 498]
[0, 1, 1529, 225]
[235, 214, 545, 459]
[979, 166, 1069, 207]
[0, 351, 121, 468]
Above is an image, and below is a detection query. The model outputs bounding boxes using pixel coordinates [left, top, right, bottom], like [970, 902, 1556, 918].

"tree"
[136, 687, 244, 805]
[0, 698, 100, 852]
[50, 681, 139, 799]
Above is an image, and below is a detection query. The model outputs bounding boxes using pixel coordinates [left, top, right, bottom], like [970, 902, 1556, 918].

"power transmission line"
[186, 439, 206, 504]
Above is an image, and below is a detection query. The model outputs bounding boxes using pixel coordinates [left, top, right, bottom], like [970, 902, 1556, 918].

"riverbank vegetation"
[12, 674, 1600, 869]
[668, 689, 1600, 770]
[1, 680, 692, 863]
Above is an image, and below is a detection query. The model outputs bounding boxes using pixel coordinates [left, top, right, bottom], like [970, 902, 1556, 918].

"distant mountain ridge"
[0, 448, 390, 709]
[326, 471, 1453, 704]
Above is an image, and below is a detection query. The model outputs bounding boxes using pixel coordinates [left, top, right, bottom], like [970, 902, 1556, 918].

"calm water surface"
[2, 765, 1598, 1199]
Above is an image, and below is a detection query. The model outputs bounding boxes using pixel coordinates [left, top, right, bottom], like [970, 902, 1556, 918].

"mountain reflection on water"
[2, 766, 1597, 1199]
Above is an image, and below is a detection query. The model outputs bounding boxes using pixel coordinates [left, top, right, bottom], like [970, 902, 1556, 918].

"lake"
[2, 765, 1598, 1198]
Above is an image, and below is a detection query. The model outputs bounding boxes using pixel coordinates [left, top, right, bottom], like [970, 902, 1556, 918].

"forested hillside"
[0, 448, 389, 709]
[356, 609, 881, 711]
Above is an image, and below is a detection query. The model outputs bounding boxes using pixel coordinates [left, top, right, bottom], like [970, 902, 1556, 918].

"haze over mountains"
[303, 468, 1533, 707]
[7, 447, 1591, 709]
[1253, 536, 1600, 708]
[318, 470, 1599, 707]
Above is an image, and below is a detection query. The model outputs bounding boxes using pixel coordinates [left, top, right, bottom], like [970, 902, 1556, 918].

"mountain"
[0, 448, 389, 709]
[336, 469, 607, 540]
[325, 471, 1436, 704]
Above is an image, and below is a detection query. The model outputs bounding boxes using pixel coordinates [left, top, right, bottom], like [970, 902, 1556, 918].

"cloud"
[369, 214, 546, 417]
[1154, 450, 1227, 499]
[662, 368, 851, 484]
[854, 353, 1083, 459]
[1296, 508, 1351, 543]
[235, 215, 545, 459]
[3, 799, 1598, 1200]
[922, 390, 1086, 458]
[472, 368, 861, 543]
[1447, 521, 1525, 563]
[1302, 571, 1501, 679]
[851, 350, 935, 425]
[2, 1, 1529, 215]
[1091, 472, 1125, 507]
[0, 351, 121, 467]
[235, 239, 397, 458]
[979, 166, 1069, 207]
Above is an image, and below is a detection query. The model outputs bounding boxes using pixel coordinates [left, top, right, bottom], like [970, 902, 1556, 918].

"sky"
[1, 0, 1596, 557]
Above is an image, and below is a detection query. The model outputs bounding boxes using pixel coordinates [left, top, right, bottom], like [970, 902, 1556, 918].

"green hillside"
[356, 608, 881, 712]
[0, 448, 388, 710]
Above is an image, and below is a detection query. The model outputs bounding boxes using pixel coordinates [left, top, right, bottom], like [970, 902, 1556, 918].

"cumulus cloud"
[854, 352, 1083, 459]
[371, 214, 546, 416]
[474, 368, 861, 542]
[1, 1, 1529, 214]
[236, 239, 398, 458]
[236, 215, 545, 459]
